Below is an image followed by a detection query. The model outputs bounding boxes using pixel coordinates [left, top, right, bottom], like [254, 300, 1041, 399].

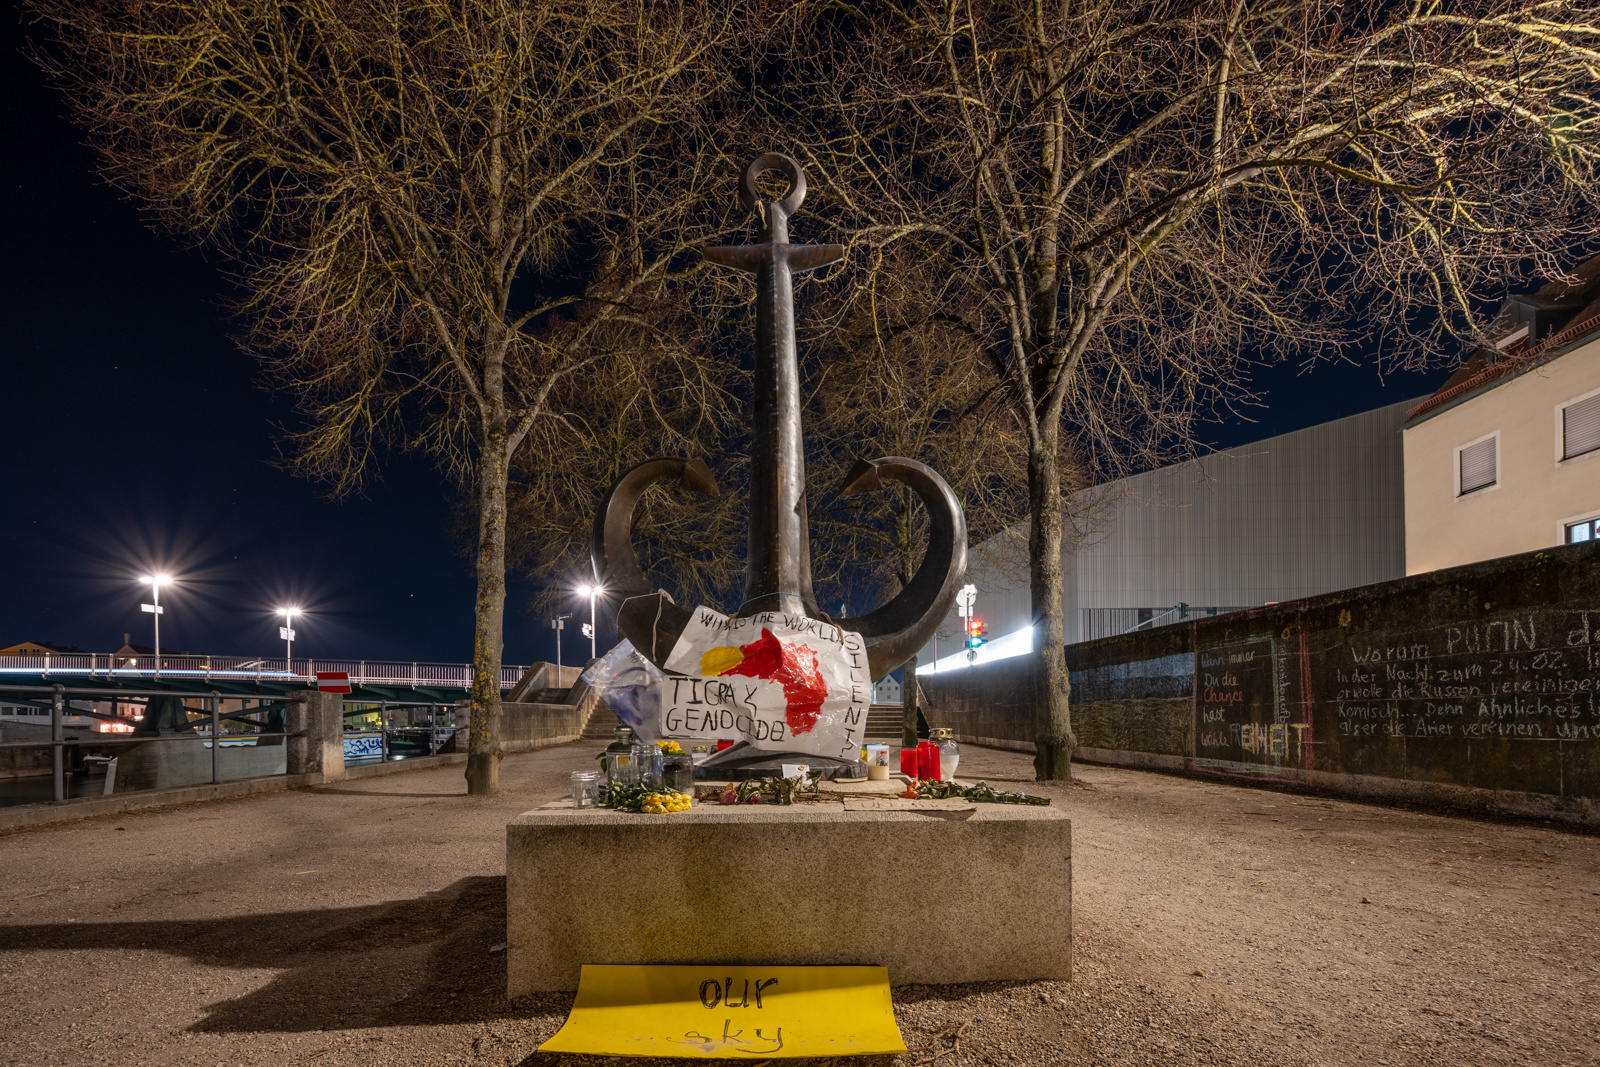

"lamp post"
[139, 574, 172, 676]
[576, 584, 604, 662]
[277, 607, 301, 676]
[552, 614, 571, 673]
[953, 583, 976, 671]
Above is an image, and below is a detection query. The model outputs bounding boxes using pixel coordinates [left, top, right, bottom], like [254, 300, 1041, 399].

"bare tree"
[29, 0, 745, 792]
[504, 307, 748, 631]
[774, 0, 1600, 777]
[804, 253, 1032, 746]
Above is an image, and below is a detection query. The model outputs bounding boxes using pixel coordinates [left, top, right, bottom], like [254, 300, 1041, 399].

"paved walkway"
[1, 743, 1596, 1066]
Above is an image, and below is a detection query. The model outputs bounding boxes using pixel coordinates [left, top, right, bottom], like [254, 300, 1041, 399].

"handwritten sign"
[660, 607, 873, 760]
[536, 964, 906, 1059]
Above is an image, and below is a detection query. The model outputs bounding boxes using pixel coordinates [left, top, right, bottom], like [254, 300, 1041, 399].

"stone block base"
[506, 803, 1071, 995]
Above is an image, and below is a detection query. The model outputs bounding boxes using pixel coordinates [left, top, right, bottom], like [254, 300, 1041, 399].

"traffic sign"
[280, 627, 296, 641]
[316, 671, 351, 693]
[141, 603, 164, 615]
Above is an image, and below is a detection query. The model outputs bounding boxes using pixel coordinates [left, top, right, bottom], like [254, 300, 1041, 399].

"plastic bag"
[579, 639, 663, 741]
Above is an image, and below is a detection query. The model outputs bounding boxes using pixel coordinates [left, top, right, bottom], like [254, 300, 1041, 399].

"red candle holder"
[899, 747, 920, 779]
[918, 740, 941, 781]
[716, 740, 734, 751]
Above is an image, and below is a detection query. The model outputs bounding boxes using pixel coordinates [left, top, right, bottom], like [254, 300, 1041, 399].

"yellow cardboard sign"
[537, 964, 906, 1058]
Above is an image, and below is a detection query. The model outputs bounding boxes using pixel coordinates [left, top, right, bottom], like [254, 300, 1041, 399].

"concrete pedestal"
[506, 803, 1071, 995]
[287, 691, 345, 781]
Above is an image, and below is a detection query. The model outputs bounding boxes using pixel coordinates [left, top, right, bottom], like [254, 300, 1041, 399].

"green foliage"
[914, 779, 1051, 806]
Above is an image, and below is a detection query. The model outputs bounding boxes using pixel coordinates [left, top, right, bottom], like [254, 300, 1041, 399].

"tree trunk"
[1028, 426, 1075, 779]
[466, 434, 510, 795]
[900, 655, 919, 750]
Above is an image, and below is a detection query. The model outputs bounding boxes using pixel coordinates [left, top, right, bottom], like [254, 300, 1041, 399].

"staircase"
[864, 704, 928, 740]
[582, 704, 625, 740]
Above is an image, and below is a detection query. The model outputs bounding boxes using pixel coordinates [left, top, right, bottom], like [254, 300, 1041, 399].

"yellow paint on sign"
[537, 964, 906, 1059]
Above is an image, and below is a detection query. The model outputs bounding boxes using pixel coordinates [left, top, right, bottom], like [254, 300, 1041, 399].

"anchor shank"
[746, 243, 816, 617]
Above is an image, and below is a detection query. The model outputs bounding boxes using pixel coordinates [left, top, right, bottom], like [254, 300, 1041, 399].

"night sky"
[0, 11, 1454, 664]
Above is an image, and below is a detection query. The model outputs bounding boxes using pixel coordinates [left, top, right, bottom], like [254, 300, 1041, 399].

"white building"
[919, 399, 1414, 670]
[1403, 267, 1600, 572]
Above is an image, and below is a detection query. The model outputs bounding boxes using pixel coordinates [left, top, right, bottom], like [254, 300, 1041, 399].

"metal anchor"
[592, 153, 968, 681]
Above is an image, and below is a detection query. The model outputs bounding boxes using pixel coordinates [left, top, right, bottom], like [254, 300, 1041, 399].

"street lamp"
[952, 583, 977, 671]
[277, 607, 301, 673]
[576, 583, 605, 662]
[139, 574, 172, 676]
[552, 614, 572, 673]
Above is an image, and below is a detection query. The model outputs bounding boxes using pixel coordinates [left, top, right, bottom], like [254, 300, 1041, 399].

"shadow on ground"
[0, 875, 555, 1032]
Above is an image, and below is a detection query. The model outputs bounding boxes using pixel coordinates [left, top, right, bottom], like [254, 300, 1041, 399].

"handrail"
[0, 654, 527, 689]
[1124, 604, 1188, 634]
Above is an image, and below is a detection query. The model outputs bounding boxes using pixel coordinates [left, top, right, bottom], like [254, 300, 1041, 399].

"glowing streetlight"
[277, 607, 302, 671]
[576, 583, 605, 662]
[139, 574, 172, 675]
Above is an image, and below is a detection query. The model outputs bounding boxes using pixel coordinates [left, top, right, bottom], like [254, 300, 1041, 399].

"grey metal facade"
[921, 398, 1414, 658]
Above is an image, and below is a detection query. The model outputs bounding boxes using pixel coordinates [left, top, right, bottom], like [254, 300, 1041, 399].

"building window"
[1569, 517, 1599, 544]
[1563, 392, 1600, 461]
[1458, 436, 1498, 495]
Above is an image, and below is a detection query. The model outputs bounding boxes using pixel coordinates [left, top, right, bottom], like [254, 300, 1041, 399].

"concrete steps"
[865, 703, 930, 740]
[581, 705, 624, 741]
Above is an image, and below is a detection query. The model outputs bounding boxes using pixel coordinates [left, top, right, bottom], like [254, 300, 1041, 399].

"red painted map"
[700, 627, 828, 735]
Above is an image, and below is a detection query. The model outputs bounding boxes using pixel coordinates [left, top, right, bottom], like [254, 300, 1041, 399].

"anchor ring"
[739, 152, 806, 216]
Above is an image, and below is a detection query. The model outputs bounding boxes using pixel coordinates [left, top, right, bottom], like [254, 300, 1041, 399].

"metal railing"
[0, 684, 287, 803]
[0, 654, 527, 689]
[349, 702, 461, 764]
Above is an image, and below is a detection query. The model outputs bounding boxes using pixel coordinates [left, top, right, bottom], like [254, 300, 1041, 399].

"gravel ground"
[1, 742, 1597, 1067]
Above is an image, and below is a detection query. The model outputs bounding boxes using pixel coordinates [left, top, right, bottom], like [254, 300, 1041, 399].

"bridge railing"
[0, 654, 528, 689]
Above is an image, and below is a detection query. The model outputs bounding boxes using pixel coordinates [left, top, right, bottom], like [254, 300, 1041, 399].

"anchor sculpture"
[592, 154, 967, 762]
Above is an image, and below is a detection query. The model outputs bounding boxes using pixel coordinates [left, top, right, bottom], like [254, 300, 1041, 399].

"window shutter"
[1564, 394, 1600, 460]
[1459, 437, 1497, 494]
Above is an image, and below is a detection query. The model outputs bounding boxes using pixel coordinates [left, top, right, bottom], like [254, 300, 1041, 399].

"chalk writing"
[1195, 635, 1308, 775]
[1333, 611, 1600, 741]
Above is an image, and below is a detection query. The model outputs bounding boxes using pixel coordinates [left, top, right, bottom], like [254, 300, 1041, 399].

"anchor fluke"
[591, 457, 719, 669]
[837, 458, 883, 497]
[833, 457, 969, 679]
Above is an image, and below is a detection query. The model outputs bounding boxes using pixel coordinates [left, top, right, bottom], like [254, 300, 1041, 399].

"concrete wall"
[1405, 338, 1600, 574]
[923, 398, 1414, 655]
[500, 699, 589, 751]
[111, 739, 287, 793]
[457, 687, 597, 755]
[923, 540, 1600, 826]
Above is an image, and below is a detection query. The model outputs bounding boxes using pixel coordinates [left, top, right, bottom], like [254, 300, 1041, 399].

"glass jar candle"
[634, 739, 664, 789]
[931, 727, 959, 781]
[662, 754, 695, 792]
[571, 770, 600, 808]
[604, 725, 638, 786]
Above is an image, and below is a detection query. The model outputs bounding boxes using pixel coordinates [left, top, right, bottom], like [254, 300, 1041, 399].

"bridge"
[0, 653, 533, 703]
[0, 654, 584, 805]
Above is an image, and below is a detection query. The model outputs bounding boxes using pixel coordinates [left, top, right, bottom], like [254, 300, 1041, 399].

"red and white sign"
[316, 671, 351, 694]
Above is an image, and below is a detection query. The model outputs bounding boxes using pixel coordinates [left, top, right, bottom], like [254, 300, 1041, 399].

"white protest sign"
[660, 606, 872, 761]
